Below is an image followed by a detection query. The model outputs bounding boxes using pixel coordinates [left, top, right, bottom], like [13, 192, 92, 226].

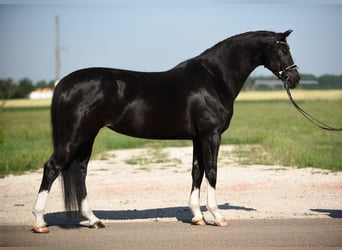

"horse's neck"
[201, 38, 265, 99]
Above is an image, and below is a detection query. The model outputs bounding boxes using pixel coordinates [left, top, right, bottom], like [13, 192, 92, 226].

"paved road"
[1, 219, 341, 247]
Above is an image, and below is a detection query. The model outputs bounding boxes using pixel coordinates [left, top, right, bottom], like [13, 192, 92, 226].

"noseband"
[275, 40, 298, 84]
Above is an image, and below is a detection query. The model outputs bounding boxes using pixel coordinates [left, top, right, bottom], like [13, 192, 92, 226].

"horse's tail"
[50, 82, 62, 151]
[61, 159, 83, 212]
[51, 79, 83, 213]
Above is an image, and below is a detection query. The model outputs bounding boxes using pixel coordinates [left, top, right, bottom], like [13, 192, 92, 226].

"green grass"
[0, 107, 52, 177]
[227, 100, 342, 170]
[0, 98, 341, 177]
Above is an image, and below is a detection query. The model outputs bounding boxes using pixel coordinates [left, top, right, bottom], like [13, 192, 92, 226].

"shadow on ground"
[44, 203, 256, 228]
[310, 209, 342, 219]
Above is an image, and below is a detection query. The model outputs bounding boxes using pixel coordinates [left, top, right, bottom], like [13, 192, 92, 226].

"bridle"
[275, 40, 342, 131]
[274, 40, 298, 84]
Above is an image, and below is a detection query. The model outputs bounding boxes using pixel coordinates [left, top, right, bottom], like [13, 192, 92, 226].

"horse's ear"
[283, 29, 293, 38]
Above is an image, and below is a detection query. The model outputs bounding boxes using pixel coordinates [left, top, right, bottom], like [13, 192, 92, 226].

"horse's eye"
[281, 47, 289, 53]
[282, 44, 290, 51]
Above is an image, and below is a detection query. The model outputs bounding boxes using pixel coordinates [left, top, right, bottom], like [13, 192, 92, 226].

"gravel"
[1, 145, 341, 226]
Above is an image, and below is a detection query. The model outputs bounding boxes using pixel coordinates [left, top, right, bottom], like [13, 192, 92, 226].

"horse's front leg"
[201, 133, 229, 227]
[189, 138, 205, 225]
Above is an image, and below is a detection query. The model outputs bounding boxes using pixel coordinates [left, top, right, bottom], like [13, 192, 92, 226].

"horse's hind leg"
[32, 138, 103, 232]
[32, 155, 61, 233]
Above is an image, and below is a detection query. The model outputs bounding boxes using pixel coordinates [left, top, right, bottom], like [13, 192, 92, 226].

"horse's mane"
[200, 30, 276, 56]
[175, 31, 276, 68]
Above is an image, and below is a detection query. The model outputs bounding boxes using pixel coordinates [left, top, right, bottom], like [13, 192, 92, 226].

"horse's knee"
[191, 166, 204, 187]
[205, 169, 217, 188]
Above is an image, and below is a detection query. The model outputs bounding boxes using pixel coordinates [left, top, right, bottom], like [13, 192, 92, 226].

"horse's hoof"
[214, 219, 229, 227]
[33, 226, 49, 233]
[89, 221, 106, 229]
[192, 219, 206, 226]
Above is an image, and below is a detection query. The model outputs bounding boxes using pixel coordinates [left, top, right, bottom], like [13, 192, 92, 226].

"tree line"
[243, 73, 342, 90]
[0, 78, 54, 99]
[0, 74, 341, 99]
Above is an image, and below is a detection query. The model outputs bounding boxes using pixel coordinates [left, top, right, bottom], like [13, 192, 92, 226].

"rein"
[284, 85, 342, 131]
[275, 40, 342, 131]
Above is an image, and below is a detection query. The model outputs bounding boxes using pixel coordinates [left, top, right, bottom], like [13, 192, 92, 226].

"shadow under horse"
[44, 203, 256, 228]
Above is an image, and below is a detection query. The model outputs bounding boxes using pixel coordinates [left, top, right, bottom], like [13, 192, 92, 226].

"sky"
[0, 1, 342, 83]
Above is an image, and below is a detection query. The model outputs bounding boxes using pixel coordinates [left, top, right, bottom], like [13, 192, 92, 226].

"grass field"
[1, 90, 341, 177]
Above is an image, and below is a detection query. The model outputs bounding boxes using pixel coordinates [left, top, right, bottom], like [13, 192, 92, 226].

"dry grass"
[237, 90, 342, 101]
[2, 90, 341, 108]
[1, 99, 51, 108]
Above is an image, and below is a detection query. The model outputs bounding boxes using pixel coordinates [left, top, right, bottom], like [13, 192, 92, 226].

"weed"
[125, 147, 181, 171]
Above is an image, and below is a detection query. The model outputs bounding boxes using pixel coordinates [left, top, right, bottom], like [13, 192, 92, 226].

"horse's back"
[51, 63, 228, 140]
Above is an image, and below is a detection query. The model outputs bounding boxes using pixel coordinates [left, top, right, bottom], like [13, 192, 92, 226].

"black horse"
[33, 30, 299, 233]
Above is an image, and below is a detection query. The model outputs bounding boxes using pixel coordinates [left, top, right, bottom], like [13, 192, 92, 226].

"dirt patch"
[1, 145, 341, 226]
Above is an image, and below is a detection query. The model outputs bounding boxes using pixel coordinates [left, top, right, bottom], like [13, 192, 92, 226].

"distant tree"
[0, 78, 16, 100]
[12, 78, 34, 98]
[35, 80, 54, 89]
[300, 73, 317, 81]
[318, 74, 342, 89]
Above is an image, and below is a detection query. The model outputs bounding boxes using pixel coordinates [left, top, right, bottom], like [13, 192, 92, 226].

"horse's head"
[264, 30, 300, 89]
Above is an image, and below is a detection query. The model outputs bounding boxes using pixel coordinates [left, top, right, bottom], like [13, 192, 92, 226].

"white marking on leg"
[206, 179, 224, 222]
[81, 196, 100, 226]
[189, 188, 203, 222]
[32, 190, 48, 227]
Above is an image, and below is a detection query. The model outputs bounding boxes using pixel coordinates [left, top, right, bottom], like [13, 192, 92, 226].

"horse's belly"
[109, 121, 194, 140]
[108, 101, 194, 139]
